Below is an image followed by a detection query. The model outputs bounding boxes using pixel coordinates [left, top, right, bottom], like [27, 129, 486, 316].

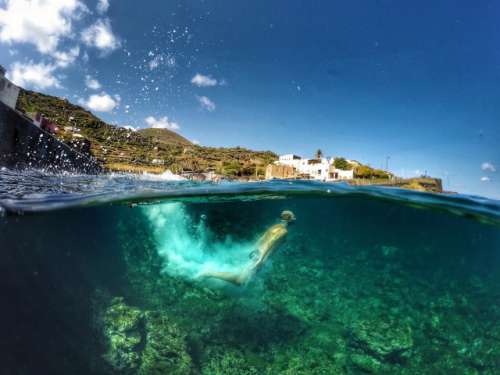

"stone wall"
[0, 101, 102, 173]
[265, 163, 295, 179]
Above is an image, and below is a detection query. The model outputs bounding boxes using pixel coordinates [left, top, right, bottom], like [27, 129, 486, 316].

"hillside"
[16, 90, 277, 177]
[137, 128, 192, 147]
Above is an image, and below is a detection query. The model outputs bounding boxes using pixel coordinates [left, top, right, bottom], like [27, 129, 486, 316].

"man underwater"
[199, 210, 296, 286]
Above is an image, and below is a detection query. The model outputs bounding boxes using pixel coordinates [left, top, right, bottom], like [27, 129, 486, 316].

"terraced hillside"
[16, 90, 277, 177]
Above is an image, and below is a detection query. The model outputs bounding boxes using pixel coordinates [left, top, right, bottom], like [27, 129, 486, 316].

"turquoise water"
[1, 169, 500, 374]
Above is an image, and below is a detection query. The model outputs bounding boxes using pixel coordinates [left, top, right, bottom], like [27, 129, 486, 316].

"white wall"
[0, 77, 20, 109]
[329, 169, 354, 180]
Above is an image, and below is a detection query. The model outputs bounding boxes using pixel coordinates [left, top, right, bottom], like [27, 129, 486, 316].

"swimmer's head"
[280, 210, 296, 223]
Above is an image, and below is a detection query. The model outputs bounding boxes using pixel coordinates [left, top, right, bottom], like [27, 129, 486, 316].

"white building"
[273, 154, 354, 181]
[328, 167, 354, 180]
[0, 65, 20, 109]
[279, 154, 301, 162]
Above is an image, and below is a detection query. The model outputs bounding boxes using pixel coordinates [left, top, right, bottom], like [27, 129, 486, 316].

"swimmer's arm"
[255, 226, 278, 256]
[258, 227, 287, 260]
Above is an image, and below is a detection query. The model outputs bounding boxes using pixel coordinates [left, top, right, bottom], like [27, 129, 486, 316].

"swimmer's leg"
[199, 270, 247, 286]
[199, 263, 259, 286]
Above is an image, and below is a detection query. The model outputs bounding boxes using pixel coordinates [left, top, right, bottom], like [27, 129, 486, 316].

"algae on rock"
[100, 297, 193, 374]
[139, 311, 193, 375]
[102, 297, 144, 373]
[350, 318, 413, 360]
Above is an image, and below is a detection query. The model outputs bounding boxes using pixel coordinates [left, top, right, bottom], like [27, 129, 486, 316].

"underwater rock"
[138, 311, 193, 375]
[350, 318, 413, 363]
[101, 297, 193, 374]
[102, 297, 144, 373]
[350, 353, 384, 373]
[202, 348, 259, 375]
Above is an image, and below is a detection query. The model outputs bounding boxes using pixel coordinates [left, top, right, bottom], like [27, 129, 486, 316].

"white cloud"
[85, 75, 102, 90]
[481, 162, 496, 172]
[8, 61, 60, 89]
[52, 45, 80, 67]
[197, 95, 216, 111]
[96, 0, 109, 14]
[122, 125, 138, 132]
[145, 116, 180, 130]
[481, 176, 490, 182]
[0, 0, 86, 54]
[81, 92, 119, 112]
[81, 18, 120, 52]
[191, 73, 218, 87]
[191, 139, 200, 145]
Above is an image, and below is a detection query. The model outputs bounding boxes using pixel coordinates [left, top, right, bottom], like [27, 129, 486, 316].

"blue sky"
[0, 0, 499, 198]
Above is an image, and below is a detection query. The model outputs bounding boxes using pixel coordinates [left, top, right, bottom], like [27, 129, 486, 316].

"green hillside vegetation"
[354, 165, 391, 179]
[333, 157, 352, 170]
[332, 157, 390, 179]
[137, 128, 191, 146]
[16, 90, 277, 177]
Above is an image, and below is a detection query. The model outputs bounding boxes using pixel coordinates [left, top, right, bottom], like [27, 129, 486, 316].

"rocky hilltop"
[16, 90, 277, 177]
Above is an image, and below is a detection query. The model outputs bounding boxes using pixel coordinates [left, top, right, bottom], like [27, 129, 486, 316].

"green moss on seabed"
[99, 297, 193, 374]
[139, 311, 192, 375]
[102, 297, 144, 373]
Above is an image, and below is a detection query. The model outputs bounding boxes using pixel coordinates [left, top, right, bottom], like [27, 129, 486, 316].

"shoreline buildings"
[266, 154, 355, 181]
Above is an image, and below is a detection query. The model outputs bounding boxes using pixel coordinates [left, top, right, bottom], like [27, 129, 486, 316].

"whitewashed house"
[271, 154, 354, 181]
[328, 166, 354, 180]
[0, 65, 20, 109]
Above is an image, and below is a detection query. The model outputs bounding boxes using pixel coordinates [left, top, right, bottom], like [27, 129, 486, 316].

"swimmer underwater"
[199, 210, 296, 285]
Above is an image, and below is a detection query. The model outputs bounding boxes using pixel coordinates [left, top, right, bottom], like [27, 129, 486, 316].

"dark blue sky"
[1, 0, 499, 197]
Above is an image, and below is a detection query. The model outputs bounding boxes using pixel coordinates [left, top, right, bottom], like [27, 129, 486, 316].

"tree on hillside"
[333, 157, 352, 170]
[315, 149, 323, 159]
[354, 165, 390, 179]
[354, 165, 372, 178]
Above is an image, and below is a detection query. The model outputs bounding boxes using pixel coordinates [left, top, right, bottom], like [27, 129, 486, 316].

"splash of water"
[143, 202, 255, 279]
